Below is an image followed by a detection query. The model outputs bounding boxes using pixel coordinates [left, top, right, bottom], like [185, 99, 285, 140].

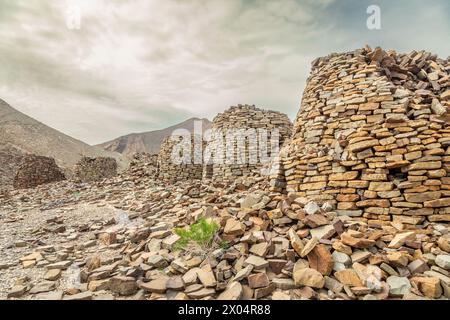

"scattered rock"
[293, 267, 324, 289]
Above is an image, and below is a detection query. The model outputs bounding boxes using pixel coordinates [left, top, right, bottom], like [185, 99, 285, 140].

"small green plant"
[72, 191, 81, 199]
[173, 217, 221, 250]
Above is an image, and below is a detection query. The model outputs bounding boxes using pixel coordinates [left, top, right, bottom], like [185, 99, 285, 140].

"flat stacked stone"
[73, 157, 118, 183]
[206, 104, 292, 182]
[125, 152, 159, 179]
[0, 144, 24, 187]
[13, 155, 66, 189]
[271, 47, 450, 224]
[157, 134, 203, 182]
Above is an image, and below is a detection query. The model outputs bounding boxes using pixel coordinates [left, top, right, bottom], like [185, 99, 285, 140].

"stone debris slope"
[271, 46, 450, 226]
[1, 161, 449, 300]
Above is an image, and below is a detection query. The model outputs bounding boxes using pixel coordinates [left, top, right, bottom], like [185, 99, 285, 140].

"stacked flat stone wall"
[13, 155, 66, 189]
[206, 104, 292, 182]
[73, 156, 118, 182]
[157, 134, 203, 182]
[271, 47, 450, 224]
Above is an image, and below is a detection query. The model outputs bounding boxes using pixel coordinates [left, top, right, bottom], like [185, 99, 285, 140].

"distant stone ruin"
[205, 104, 292, 182]
[13, 155, 66, 189]
[157, 134, 204, 182]
[0, 145, 24, 187]
[125, 152, 159, 178]
[73, 156, 118, 182]
[153, 105, 293, 183]
[271, 47, 450, 224]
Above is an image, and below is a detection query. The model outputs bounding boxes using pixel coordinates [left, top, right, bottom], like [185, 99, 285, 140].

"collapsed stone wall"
[13, 155, 66, 189]
[206, 104, 292, 182]
[271, 47, 450, 225]
[157, 134, 203, 182]
[73, 156, 118, 182]
[124, 152, 159, 179]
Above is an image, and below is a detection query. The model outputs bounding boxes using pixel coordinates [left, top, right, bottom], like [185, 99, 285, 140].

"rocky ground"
[0, 169, 449, 300]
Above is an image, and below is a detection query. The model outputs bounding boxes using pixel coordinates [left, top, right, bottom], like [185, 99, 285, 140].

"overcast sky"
[0, 0, 449, 144]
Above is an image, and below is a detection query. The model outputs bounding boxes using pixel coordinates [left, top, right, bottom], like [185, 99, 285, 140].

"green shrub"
[72, 191, 81, 199]
[173, 217, 221, 250]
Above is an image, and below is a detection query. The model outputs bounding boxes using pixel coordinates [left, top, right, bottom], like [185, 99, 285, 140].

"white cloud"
[0, 0, 448, 144]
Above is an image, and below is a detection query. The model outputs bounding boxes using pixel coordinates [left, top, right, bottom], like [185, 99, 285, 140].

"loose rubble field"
[0, 170, 449, 300]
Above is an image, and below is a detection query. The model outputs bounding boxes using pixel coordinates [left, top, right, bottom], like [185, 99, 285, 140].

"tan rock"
[334, 269, 363, 287]
[388, 232, 415, 249]
[288, 228, 304, 256]
[413, 277, 442, 299]
[300, 237, 319, 257]
[387, 252, 409, 267]
[197, 264, 217, 288]
[140, 278, 167, 294]
[44, 269, 61, 281]
[424, 198, 450, 208]
[224, 218, 246, 235]
[248, 273, 270, 289]
[341, 232, 375, 248]
[307, 244, 333, 276]
[217, 282, 243, 300]
[293, 267, 324, 288]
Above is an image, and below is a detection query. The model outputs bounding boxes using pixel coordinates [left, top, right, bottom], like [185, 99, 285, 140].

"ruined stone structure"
[157, 134, 204, 182]
[13, 155, 66, 189]
[73, 156, 118, 183]
[271, 47, 450, 224]
[124, 152, 159, 179]
[0, 144, 24, 187]
[205, 104, 292, 182]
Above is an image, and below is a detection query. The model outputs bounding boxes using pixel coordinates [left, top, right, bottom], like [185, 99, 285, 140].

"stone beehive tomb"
[73, 156, 118, 182]
[271, 47, 450, 225]
[157, 134, 204, 182]
[13, 155, 66, 189]
[205, 104, 293, 182]
[0, 144, 24, 187]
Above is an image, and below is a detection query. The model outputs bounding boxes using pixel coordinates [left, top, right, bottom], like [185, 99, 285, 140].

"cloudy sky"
[0, 0, 449, 144]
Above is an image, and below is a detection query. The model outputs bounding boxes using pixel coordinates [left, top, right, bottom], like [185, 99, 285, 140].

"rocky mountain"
[0, 98, 127, 184]
[97, 118, 212, 158]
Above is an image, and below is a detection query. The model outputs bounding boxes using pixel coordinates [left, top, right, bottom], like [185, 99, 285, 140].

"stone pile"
[206, 104, 292, 182]
[124, 153, 159, 179]
[157, 135, 204, 182]
[73, 157, 118, 183]
[2, 175, 450, 301]
[0, 145, 24, 187]
[271, 47, 450, 225]
[12, 155, 66, 189]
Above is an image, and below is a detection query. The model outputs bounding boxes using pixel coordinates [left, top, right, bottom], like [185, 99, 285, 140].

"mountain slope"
[0, 98, 127, 183]
[97, 118, 211, 158]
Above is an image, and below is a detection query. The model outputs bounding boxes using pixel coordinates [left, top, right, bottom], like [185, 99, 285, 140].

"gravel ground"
[0, 203, 124, 299]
